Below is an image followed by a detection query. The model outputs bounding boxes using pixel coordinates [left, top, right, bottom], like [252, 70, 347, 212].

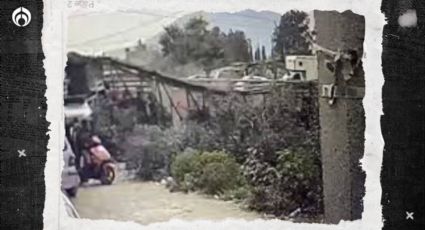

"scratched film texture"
[0, 1, 48, 230]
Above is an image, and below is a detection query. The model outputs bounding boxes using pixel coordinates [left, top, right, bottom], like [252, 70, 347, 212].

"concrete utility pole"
[313, 10, 366, 223]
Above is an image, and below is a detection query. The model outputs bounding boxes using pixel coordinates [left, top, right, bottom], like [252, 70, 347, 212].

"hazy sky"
[66, 0, 360, 55]
[67, 9, 188, 54]
[67, 6, 315, 56]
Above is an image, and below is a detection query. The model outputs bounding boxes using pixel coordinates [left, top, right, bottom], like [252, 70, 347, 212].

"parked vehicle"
[281, 70, 306, 81]
[64, 95, 93, 124]
[233, 75, 269, 91]
[211, 66, 245, 79]
[187, 73, 207, 80]
[80, 135, 117, 185]
[62, 192, 80, 218]
[61, 138, 80, 197]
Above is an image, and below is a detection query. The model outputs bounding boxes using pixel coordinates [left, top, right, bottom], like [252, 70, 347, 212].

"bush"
[276, 148, 322, 214]
[243, 147, 322, 217]
[222, 184, 251, 202]
[193, 85, 323, 217]
[170, 148, 202, 185]
[117, 84, 323, 218]
[203, 84, 320, 164]
[171, 150, 245, 195]
[127, 125, 185, 180]
[180, 122, 220, 152]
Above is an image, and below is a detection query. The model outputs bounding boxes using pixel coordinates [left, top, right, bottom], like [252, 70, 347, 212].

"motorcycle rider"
[87, 135, 112, 167]
[81, 135, 112, 179]
[75, 119, 92, 181]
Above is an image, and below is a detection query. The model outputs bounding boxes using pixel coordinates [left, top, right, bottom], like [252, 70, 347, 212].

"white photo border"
[42, 0, 385, 229]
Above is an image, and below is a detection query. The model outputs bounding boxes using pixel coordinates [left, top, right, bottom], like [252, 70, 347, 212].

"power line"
[68, 11, 185, 47]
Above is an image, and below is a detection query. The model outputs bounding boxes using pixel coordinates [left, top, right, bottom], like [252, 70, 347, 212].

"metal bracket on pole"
[320, 84, 365, 105]
[321, 84, 336, 105]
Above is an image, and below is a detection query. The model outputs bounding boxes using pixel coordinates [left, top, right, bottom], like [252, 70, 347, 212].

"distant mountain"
[147, 10, 282, 57]
[77, 10, 282, 59]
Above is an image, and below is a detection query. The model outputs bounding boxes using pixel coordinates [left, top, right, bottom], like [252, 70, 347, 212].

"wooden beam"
[188, 91, 201, 111]
[186, 89, 191, 108]
[155, 78, 163, 105]
[160, 83, 183, 121]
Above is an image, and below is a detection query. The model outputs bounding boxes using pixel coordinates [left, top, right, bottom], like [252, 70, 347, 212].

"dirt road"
[72, 181, 261, 225]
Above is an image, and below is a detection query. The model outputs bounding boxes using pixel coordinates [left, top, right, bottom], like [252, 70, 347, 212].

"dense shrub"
[198, 152, 245, 194]
[199, 84, 320, 164]
[244, 147, 322, 216]
[200, 85, 323, 217]
[171, 150, 245, 195]
[127, 125, 185, 180]
[116, 83, 322, 218]
[170, 148, 201, 185]
[221, 183, 251, 202]
[276, 148, 322, 212]
[128, 123, 219, 181]
[180, 122, 220, 152]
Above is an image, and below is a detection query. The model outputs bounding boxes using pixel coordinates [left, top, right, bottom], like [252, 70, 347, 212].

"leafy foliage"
[170, 148, 201, 186]
[127, 125, 185, 180]
[203, 84, 320, 163]
[171, 150, 245, 195]
[199, 84, 321, 216]
[244, 147, 322, 216]
[127, 84, 322, 217]
[159, 17, 251, 75]
[272, 10, 312, 57]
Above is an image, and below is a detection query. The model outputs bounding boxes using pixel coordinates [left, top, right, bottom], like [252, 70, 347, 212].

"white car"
[281, 71, 305, 81]
[187, 73, 207, 80]
[64, 101, 93, 122]
[211, 66, 245, 79]
[233, 75, 269, 91]
[62, 192, 80, 218]
[61, 138, 80, 197]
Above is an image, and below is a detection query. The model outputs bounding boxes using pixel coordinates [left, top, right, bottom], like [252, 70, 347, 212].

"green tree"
[254, 46, 261, 61]
[159, 24, 186, 62]
[159, 18, 213, 66]
[223, 30, 251, 63]
[272, 10, 312, 58]
[159, 17, 250, 75]
[261, 45, 267, 60]
[247, 39, 253, 62]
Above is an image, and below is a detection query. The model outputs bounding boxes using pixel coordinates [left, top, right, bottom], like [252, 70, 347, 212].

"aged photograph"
[62, 7, 365, 225]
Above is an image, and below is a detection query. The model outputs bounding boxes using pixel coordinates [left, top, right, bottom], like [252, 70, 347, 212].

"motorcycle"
[79, 136, 117, 185]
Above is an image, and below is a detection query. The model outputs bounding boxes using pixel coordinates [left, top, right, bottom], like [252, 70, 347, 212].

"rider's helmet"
[91, 135, 102, 145]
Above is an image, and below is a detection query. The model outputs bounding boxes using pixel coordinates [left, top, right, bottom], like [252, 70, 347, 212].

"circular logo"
[12, 7, 31, 27]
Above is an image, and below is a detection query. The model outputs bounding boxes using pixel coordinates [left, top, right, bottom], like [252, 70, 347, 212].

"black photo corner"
[0, 0, 423, 230]
[0, 1, 47, 230]
[380, 0, 425, 229]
